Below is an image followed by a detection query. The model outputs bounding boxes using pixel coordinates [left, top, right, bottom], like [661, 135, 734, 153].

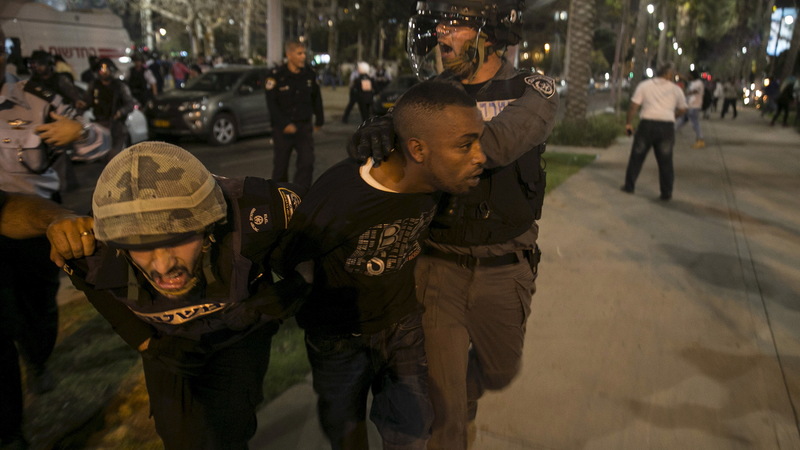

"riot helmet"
[408, 0, 524, 79]
[92, 141, 227, 250]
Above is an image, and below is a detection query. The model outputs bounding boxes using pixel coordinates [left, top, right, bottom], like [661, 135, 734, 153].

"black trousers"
[623, 120, 676, 197]
[271, 122, 315, 189]
[142, 321, 279, 450]
[0, 236, 60, 443]
[721, 98, 738, 118]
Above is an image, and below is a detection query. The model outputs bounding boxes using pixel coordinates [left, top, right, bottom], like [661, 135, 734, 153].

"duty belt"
[423, 247, 521, 269]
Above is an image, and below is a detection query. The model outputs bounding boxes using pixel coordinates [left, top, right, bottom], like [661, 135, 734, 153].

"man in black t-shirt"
[273, 80, 486, 449]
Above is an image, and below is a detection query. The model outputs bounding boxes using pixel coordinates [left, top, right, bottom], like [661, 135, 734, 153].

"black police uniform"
[264, 64, 324, 189]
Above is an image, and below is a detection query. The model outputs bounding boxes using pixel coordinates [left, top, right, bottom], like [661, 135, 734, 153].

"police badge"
[524, 74, 556, 99]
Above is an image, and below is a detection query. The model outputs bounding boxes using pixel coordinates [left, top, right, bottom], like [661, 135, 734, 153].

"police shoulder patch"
[265, 78, 276, 91]
[524, 74, 556, 99]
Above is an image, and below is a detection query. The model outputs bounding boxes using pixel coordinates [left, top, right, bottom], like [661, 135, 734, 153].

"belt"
[423, 248, 520, 269]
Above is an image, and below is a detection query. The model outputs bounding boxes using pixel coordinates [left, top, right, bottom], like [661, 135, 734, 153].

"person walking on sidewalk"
[771, 75, 798, 127]
[622, 61, 687, 201]
[675, 70, 705, 148]
[720, 78, 739, 119]
[51, 142, 310, 449]
[272, 80, 487, 450]
[265, 40, 324, 189]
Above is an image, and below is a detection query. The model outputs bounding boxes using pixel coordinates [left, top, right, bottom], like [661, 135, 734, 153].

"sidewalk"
[252, 108, 800, 449]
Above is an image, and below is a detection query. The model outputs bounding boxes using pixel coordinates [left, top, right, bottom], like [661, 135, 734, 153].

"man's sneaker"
[692, 139, 706, 149]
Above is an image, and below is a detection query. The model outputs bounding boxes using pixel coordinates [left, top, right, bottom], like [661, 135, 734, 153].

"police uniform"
[264, 64, 324, 188]
[0, 78, 109, 447]
[87, 77, 135, 160]
[62, 175, 307, 449]
[415, 61, 558, 449]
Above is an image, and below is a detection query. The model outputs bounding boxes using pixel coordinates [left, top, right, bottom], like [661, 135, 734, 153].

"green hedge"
[550, 113, 625, 148]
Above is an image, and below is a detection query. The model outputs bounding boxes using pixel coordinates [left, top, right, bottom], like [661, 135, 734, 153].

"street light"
[647, 4, 655, 14]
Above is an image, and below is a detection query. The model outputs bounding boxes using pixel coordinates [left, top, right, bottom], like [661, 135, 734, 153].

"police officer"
[265, 40, 324, 189]
[26, 50, 85, 108]
[52, 142, 310, 449]
[0, 25, 110, 450]
[352, 1, 558, 447]
[86, 57, 136, 161]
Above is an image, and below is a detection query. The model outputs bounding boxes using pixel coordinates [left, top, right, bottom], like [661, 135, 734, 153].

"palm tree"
[564, 0, 597, 119]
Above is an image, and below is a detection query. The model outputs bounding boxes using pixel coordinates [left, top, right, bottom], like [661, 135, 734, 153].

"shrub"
[550, 113, 625, 148]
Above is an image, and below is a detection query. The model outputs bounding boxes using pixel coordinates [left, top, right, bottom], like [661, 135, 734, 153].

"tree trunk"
[656, 2, 668, 67]
[630, 0, 649, 93]
[564, 0, 596, 119]
[241, 0, 254, 59]
[141, 0, 154, 51]
[751, 0, 774, 78]
[610, 0, 631, 112]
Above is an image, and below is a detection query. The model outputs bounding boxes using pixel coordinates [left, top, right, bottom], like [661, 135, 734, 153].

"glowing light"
[645, 68, 654, 78]
[544, 43, 551, 52]
[658, 22, 665, 31]
[673, 42, 678, 50]
[690, 63, 695, 71]
[647, 4, 655, 14]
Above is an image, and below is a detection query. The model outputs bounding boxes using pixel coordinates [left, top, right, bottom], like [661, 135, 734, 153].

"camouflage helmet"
[92, 142, 227, 249]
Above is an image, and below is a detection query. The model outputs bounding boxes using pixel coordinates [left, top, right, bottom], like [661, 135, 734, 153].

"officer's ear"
[405, 138, 426, 164]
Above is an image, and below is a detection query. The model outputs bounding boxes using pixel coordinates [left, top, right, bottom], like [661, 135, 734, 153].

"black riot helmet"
[407, 0, 525, 79]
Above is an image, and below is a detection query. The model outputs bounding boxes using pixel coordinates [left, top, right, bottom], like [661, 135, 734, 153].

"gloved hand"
[346, 114, 396, 167]
[142, 334, 211, 377]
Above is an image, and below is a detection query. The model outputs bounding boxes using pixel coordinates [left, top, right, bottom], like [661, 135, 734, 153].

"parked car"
[146, 66, 271, 145]
[372, 74, 420, 116]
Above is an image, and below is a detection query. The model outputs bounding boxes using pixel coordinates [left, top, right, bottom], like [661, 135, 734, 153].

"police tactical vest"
[73, 177, 303, 340]
[428, 73, 547, 246]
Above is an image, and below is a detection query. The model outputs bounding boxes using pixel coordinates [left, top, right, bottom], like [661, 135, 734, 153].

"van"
[1, 0, 133, 78]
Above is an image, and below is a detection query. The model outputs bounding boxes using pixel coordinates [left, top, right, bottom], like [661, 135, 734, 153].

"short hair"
[285, 40, 305, 53]
[656, 61, 675, 77]
[393, 80, 477, 145]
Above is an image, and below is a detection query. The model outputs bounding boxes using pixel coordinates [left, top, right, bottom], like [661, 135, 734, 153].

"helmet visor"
[407, 15, 442, 80]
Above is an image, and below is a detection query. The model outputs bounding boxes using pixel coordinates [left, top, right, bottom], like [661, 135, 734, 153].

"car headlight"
[178, 100, 206, 112]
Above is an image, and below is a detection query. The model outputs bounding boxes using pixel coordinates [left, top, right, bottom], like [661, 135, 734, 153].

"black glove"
[243, 271, 312, 320]
[143, 334, 211, 377]
[346, 114, 396, 167]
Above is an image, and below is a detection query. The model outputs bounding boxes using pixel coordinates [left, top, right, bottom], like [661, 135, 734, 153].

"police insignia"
[265, 78, 276, 90]
[278, 187, 302, 226]
[249, 207, 270, 232]
[524, 74, 556, 99]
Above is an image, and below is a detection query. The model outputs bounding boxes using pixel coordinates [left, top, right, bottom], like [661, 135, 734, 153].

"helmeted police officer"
[265, 40, 324, 189]
[55, 142, 309, 449]
[352, 1, 559, 447]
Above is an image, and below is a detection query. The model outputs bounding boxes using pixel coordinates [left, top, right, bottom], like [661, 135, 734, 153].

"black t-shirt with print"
[274, 158, 439, 335]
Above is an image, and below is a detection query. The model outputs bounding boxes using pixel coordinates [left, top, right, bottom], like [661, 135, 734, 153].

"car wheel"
[209, 113, 237, 145]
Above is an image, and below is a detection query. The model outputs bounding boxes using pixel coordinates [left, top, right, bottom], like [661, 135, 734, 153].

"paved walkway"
[251, 107, 800, 449]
